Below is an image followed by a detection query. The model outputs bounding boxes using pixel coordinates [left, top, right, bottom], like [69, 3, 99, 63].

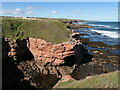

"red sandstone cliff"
[2, 33, 85, 88]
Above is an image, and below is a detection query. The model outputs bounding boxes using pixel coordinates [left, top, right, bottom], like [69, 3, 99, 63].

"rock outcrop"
[67, 24, 92, 29]
[2, 33, 86, 88]
[2, 38, 11, 60]
[28, 37, 82, 65]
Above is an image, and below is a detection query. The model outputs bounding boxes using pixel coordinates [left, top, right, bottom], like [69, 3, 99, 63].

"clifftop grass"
[54, 71, 119, 88]
[2, 18, 72, 43]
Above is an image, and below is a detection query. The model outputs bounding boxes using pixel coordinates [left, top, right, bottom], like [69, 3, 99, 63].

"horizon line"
[0, 16, 118, 22]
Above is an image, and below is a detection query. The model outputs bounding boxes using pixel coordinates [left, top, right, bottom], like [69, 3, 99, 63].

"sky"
[1, 2, 118, 21]
[1, 0, 120, 2]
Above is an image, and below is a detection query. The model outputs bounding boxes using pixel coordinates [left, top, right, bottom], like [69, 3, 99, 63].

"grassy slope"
[54, 71, 119, 88]
[2, 18, 72, 43]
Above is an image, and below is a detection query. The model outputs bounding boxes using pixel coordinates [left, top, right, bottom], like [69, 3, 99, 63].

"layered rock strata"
[3, 33, 85, 88]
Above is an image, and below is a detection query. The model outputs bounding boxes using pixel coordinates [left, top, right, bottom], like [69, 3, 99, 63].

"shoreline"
[2, 17, 119, 89]
[70, 27, 119, 80]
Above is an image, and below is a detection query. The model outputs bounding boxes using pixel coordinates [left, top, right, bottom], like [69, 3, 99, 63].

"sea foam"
[91, 29, 119, 38]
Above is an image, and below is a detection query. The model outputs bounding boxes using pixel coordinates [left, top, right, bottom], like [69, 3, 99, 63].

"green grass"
[2, 18, 72, 43]
[54, 71, 119, 88]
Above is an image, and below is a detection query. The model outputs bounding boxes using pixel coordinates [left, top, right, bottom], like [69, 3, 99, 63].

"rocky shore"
[70, 32, 119, 80]
[62, 20, 92, 29]
[53, 31, 119, 88]
[2, 18, 119, 89]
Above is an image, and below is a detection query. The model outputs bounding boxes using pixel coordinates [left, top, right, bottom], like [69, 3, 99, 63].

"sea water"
[74, 22, 119, 46]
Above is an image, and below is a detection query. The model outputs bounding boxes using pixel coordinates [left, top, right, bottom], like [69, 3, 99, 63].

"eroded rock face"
[28, 37, 84, 78]
[2, 33, 85, 88]
[29, 38, 74, 65]
[4, 38, 34, 61]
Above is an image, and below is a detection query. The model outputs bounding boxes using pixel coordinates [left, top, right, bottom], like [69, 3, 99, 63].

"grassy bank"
[2, 18, 72, 43]
[54, 71, 119, 88]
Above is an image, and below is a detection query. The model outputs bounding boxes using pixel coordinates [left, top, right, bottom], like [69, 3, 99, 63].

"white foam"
[88, 24, 97, 26]
[113, 27, 119, 29]
[91, 29, 119, 38]
[89, 24, 113, 29]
